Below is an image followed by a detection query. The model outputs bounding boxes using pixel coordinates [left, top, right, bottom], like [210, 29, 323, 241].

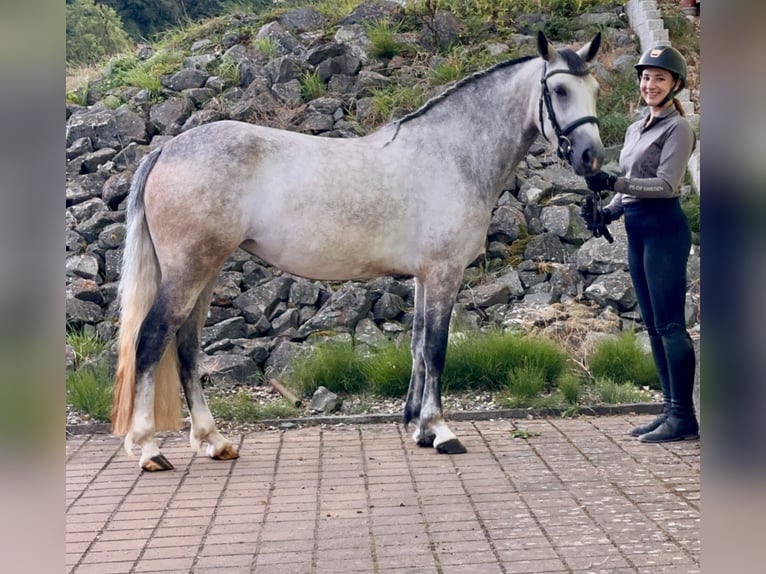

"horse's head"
[536, 31, 604, 176]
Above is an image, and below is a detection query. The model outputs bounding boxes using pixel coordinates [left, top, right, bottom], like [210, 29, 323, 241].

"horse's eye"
[554, 86, 568, 97]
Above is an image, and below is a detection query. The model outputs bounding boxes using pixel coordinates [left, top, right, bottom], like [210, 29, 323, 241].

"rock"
[310, 386, 343, 414]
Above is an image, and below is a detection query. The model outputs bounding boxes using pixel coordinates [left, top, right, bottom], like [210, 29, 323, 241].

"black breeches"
[624, 199, 696, 418]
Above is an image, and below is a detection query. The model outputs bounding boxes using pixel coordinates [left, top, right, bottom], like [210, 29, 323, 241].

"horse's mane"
[394, 54, 537, 127]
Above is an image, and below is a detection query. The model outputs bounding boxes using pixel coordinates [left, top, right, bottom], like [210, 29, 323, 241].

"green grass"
[588, 330, 659, 390]
[596, 66, 638, 146]
[214, 54, 240, 85]
[67, 363, 114, 422]
[284, 329, 572, 400]
[363, 342, 412, 397]
[287, 341, 368, 396]
[254, 37, 281, 59]
[66, 329, 114, 421]
[300, 70, 327, 101]
[67, 328, 108, 370]
[505, 360, 547, 399]
[429, 55, 465, 86]
[593, 377, 651, 404]
[557, 373, 582, 405]
[313, 0, 365, 23]
[368, 84, 428, 124]
[208, 389, 300, 423]
[365, 20, 408, 60]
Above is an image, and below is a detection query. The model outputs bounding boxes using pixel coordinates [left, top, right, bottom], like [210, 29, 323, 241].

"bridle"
[539, 65, 599, 164]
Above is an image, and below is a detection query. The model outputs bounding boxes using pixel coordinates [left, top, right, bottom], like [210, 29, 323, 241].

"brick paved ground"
[66, 416, 700, 574]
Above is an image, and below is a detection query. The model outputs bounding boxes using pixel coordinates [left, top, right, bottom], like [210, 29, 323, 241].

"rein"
[539, 66, 599, 164]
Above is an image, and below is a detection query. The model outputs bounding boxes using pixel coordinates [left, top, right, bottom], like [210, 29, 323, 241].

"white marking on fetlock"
[124, 433, 136, 457]
[204, 429, 236, 458]
[138, 442, 163, 468]
[189, 401, 216, 453]
[431, 421, 458, 449]
[189, 432, 201, 453]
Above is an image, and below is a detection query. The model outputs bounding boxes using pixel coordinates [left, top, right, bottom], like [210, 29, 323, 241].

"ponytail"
[672, 97, 686, 116]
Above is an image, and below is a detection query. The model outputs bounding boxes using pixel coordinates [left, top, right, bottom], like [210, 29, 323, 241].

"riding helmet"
[634, 45, 687, 90]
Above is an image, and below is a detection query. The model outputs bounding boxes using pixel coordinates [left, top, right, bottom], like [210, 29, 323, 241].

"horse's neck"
[387, 60, 542, 202]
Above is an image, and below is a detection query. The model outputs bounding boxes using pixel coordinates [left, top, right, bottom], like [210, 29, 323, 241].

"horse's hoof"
[211, 445, 240, 461]
[416, 435, 435, 448]
[436, 438, 467, 455]
[142, 454, 174, 471]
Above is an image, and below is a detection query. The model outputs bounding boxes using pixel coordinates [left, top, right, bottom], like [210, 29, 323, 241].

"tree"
[97, 0, 226, 40]
[66, 0, 132, 65]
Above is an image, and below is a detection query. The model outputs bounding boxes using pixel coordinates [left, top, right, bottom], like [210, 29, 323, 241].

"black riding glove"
[585, 171, 618, 193]
[580, 196, 616, 229]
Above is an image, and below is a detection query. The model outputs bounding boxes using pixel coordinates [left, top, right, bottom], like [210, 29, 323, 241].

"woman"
[581, 45, 698, 443]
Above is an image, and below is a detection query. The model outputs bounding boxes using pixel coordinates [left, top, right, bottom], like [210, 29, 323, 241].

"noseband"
[539, 66, 599, 164]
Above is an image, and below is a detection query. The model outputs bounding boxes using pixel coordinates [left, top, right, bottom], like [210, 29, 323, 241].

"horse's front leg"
[404, 278, 426, 428]
[177, 286, 239, 462]
[411, 275, 467, 455]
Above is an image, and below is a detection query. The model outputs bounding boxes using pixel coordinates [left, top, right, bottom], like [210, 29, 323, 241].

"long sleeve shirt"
[606, 105, 696, 216]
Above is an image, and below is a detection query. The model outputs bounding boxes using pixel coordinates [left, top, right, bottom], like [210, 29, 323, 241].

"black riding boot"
[639, 324, 699, 443]
[629, 333, 671, 437]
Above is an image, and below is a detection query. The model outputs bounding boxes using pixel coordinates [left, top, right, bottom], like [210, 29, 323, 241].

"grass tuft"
[588, 330, 659, 390]
[208, 389, 299, 423]
[67, 363, 113, 422]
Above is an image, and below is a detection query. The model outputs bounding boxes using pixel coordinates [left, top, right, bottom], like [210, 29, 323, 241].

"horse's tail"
[111, 147, 182, 441]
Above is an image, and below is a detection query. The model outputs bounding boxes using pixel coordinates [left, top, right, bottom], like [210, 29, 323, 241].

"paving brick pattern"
[66, 416, 700, 573]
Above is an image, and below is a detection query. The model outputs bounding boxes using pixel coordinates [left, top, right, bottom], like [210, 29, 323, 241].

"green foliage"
[313, 0, 365, 22]
[593, 377, 651, 404]
[662, 13, 699, 56]
[509, 428, 541, 439]
[440, 330, 568, 393]
[208, 389, 299, 423]
[254, 37, 281, 59]
[557, 373, 582, 405]
[369, 84, 428, 124]
[66, 0, 131, 66]
[410, 0, 608, 31]
[596, 66, 638, 146]
[66, 329, 113, 421]
[284, 330, 572, 400]
[588, 330, 660, 390]
[365, 20, 407, 60]
[67, 328, 109, 370]
[66, 84, 90, 106]
[300, 71, 327, 101]
[97, 49, 184, 99]
[680, 191, 700, 244]
[505, 360, 547, 399]
[67, 363, 114, 422]
[363, 342, 412, 397]
[98, 0, 233, 40]
[429, 56, 465, 86]
[287, 341, 367, 396]
[214, 54, 241, 85]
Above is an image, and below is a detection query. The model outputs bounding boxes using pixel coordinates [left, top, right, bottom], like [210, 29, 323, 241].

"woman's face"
[640, 67, 678, 107]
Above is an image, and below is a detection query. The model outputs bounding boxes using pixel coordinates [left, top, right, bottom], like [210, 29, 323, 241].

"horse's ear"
[577, 32, 602, 63]
[537, 31, 554, 62]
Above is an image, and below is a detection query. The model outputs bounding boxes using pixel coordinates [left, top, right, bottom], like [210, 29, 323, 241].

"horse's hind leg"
[177, 280, 238, 461]
[129, 292, 186, 471]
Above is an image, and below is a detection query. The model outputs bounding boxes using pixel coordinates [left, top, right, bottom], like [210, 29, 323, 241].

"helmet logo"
[650, 48, 664, 57]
